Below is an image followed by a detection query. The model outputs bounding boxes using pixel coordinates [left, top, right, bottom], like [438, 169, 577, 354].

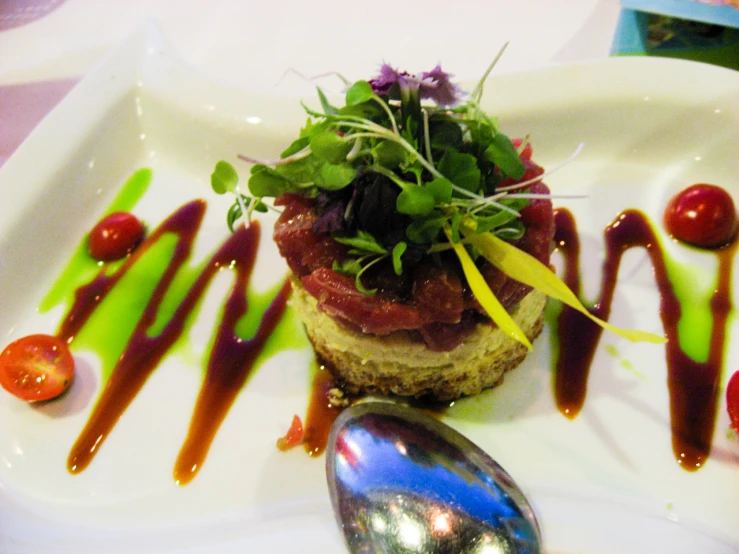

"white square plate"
[1, 22, 738, 553]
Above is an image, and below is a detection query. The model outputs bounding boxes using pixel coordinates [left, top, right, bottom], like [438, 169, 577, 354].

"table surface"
[0, 0, 624, 165]
[0, 0, 623, 86]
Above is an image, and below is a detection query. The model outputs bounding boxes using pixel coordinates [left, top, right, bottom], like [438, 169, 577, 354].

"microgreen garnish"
[211, 161, 268, 229]
[333, 230, 388, 255]
[212, 55, 538, 244]
[331, 231, 390, 293]
[392, 242, 407, 275]
[211, 160, 239, 194]
[212, 54, 664, 348]
[210, 54, 549, 334]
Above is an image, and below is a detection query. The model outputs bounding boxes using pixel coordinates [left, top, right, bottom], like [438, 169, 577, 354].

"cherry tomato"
[88, 212, 145, 261]
[276, 414, 304, 451]
[728, 371, 739, 432]
[0, 334, 75, 402]
[664, 184, 737, 249]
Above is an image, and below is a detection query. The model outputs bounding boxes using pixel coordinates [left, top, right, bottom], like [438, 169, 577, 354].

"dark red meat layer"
[274, 159, 554, 351]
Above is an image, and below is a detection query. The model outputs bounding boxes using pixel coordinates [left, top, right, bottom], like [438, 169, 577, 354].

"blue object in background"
[621, 0, 739, 28]
[612, 5, 739, 69]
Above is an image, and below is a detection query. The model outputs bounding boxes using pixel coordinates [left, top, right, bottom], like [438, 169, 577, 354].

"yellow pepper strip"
[459, 220, 666, 344]
[443, 227, 533, 350]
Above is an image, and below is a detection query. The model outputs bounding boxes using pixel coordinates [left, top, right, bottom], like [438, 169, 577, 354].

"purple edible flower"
[420, 65, 463, 107]
[369, 63, 463, 107]
[369, 64, 406, 95]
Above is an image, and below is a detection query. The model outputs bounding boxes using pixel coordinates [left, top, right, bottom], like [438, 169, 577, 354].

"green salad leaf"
[212, 57, 663, 348]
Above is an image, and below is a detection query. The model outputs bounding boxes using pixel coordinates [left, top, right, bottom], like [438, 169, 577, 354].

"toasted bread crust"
[291, 278, 546, 400]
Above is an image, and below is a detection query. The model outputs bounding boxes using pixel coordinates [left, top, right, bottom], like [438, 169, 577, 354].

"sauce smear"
[302, 362, 344, 456]
[554, 208, 737, 470]
[63, 201, 291, 481]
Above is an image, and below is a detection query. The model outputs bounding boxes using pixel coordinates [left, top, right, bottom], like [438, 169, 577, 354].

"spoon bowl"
[325, 401, 542, 553]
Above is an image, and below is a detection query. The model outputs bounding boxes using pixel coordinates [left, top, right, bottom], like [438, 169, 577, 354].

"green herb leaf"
[404, 164, 424, 186]
[401, 115, 419, 149]
[397, 186, 436, 216]
[372, 140, 407, 169]
[317, 87, 339, 115]
[470, 120, 495, 149]
[438, 151, 481, 193]
[274, 155, 320, 186]
[332, 258, 363, 276]
[299, 117, 330, 138]
[280, 136, 311, 158]
[334, 231, 388, 255]
[316, 163, 357, 190]
[426, 177, 453, 204]
[346, 80, 375, 106]
[406, 215, 445, 244]
[354, 273, 377, 295]
[392, 242, 407, 275]
[248, 165, 295, 197]
[474, 208, 521, 234]
[338, 101, 384, 119]
[211, 161, 239, 195]
[485, 133, 525, 179]
[310, 131, 351, 164]
[428, 116, 464, 152]
[226, 201, 243, 232]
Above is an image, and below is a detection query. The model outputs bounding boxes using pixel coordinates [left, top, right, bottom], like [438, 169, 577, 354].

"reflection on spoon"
[326, 402, 541, 553]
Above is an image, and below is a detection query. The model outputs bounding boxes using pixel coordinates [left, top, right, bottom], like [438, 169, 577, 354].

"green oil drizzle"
[39, 168, 153, 313]
[32, 167, 315, 482]
[147, 263, 205, 338]
[213, 280, 309, 378]
[663, 255, 714, 364]
[256, 294, 310, 359]
[552, 207, 736, 469]
[71, 234, 178, 381]
[190, 277, 308, 377]
[43, 168, 307, 389]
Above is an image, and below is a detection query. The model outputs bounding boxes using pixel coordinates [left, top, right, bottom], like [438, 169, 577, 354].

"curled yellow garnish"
[443, 227, 533, 350]
[459, 220, 666, 344]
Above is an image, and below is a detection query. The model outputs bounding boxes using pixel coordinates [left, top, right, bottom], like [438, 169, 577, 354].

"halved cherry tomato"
[276, 414, 304, 451]
[88, 211, 145, 261]
[727, 371, 739, 432]
[0, 334, 75, 402]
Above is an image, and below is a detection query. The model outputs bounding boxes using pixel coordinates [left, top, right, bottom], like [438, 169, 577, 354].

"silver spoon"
[325, 401, 542, 554]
